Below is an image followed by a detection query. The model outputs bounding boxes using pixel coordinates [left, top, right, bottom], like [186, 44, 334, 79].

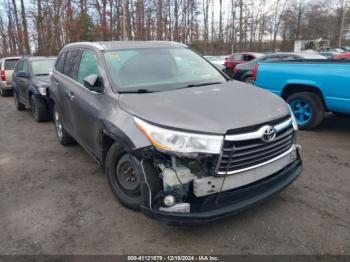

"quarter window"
[55, 52, 66, 73]
[77, 50, 101, 85]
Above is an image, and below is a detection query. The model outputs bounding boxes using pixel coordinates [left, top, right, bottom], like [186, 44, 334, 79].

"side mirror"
[17, 71, 29, 78]
[83, 74, 104, 93]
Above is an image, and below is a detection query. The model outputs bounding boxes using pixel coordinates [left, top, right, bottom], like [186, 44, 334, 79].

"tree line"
[0, 0, 349, 57]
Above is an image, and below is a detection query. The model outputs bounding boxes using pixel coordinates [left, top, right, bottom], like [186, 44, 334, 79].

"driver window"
[243, 55, 254, 61]
[23, 61, 29, 73]
[77, 50, 101, 85]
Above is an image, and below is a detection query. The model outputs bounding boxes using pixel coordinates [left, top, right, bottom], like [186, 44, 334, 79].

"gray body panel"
[119, 81, 290, 135]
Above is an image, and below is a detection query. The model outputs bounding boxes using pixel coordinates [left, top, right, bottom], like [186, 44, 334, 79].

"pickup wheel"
[105, 144, 142, 211]
[287, 92, 324, 130]
[53, 105, 75, 145]
[14, 92, 25, 111]
[31, 96, 50, 122]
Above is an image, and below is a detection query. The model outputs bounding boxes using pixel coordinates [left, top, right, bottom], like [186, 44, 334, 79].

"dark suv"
[12, 56, 56, 122]
[50, 41, 302, 224]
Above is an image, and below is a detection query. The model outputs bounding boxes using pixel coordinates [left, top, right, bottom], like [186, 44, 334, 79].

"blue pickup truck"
[253, 60, 350, 129]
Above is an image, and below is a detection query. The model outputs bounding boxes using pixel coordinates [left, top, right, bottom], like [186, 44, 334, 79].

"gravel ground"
[0, 95, 349, 255]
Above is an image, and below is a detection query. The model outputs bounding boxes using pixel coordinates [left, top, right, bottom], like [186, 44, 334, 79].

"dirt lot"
[0, 95, 349, 255]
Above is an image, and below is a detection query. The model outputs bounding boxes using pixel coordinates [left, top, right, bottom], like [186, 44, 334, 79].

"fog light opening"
[163, 195, 176, 207]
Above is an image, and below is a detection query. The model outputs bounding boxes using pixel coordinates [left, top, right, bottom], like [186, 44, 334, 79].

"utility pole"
[122, 0, 127, 40]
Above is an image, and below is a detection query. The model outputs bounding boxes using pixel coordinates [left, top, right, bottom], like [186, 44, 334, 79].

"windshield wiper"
[177, 81, 224, 89]
[33, 73, 49, 76]
[119, 89, 155, 94]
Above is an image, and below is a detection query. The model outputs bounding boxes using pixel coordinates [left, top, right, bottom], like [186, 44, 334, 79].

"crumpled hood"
[119, 81, 290, 134]
[32, 75, 50, 86]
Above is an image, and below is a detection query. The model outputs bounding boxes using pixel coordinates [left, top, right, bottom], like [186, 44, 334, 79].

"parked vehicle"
[318, 51, 339, 59]
[49, 41, 301, 224]
[224, 52, 263, 77]
[233, 52, 327, 84]
[204, 55, 227, 66]
[12, 56, 56, 122]
[254, 60, 350, 129]
[335, 52, 350, 60]
[330, 48, 346, 53]
[0, 56, 21, 96]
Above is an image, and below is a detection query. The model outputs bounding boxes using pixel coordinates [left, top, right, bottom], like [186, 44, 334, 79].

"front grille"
[216, 119, 295, 175]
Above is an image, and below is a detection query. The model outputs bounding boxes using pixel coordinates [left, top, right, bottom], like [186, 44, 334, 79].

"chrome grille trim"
[216, 117, 295, 175]
[225, 118, 292, 141]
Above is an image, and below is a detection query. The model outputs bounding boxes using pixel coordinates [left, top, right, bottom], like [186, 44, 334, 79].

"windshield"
[31, 59, 56, 75]
[104, 48, 226, 93]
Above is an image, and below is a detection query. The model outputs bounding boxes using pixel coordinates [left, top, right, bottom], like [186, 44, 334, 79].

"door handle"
[66, 91, 75, 101]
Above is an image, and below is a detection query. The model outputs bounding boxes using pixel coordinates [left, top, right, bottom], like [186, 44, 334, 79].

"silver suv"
[0, 57, 21, 96]
[49, 41, 302, 224]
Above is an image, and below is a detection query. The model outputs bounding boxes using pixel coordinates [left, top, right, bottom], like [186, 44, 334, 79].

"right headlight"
[288, 105, 298, 130]
[134, 117, 223, 155]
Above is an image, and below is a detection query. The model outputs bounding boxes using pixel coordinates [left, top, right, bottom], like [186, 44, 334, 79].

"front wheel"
[105, 143, 142, 211]
[31, 96, 50, 122]
[287, 92, 324, 130]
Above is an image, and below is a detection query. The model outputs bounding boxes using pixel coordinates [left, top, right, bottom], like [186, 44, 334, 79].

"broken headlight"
[134, 117, 223, 154]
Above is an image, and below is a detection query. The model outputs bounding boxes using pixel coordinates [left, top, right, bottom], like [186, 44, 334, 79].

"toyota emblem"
[261, 125, 276, 142]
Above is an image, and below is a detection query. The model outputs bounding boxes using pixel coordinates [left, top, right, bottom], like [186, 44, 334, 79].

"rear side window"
[77, 50, 101, 85]
[233, 54, 242, 60]
[281, 56, 297, 61]
[63, 50, 82, 80]
[55, 52, 66, 73]
[4, 59, 19, 70]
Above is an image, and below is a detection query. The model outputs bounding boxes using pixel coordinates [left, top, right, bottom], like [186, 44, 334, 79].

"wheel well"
[282, 84, 327, 111]
[100, 132, 127, 167]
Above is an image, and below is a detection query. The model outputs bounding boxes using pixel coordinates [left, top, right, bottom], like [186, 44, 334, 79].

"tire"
[53, 105, 75, 145]
[105, 143, 142, 211]
[14, 92, 25, 111]
[287, 92, 324, 130]
[31, 96, 50, 122]
[0, 87, 9, 97]
[243, 76, 253, 84]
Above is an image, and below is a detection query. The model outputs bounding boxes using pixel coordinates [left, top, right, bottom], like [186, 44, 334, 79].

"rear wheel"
[14, 92, 25, 111]
[243, 76, 253, 84]
[53, 105, 75, 145]
[105, 143, 142, 211]
[287, 92, 324, 130]
[31, 96, 50, 122]
[0, 87, 9, 97]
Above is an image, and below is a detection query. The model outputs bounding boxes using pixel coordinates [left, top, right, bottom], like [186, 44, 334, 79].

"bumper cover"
[141, 157, 302, 225]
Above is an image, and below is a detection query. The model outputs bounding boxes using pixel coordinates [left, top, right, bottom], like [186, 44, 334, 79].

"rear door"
[51, 50, 82, 135]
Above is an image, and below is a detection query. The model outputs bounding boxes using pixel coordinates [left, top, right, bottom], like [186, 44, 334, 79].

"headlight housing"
[37, 86, 48, 96]
[288, 105, 298, 130]
[134, 117, 223, 154]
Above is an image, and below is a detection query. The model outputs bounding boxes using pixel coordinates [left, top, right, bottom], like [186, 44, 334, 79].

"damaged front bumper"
[133, 146, 302, 225]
